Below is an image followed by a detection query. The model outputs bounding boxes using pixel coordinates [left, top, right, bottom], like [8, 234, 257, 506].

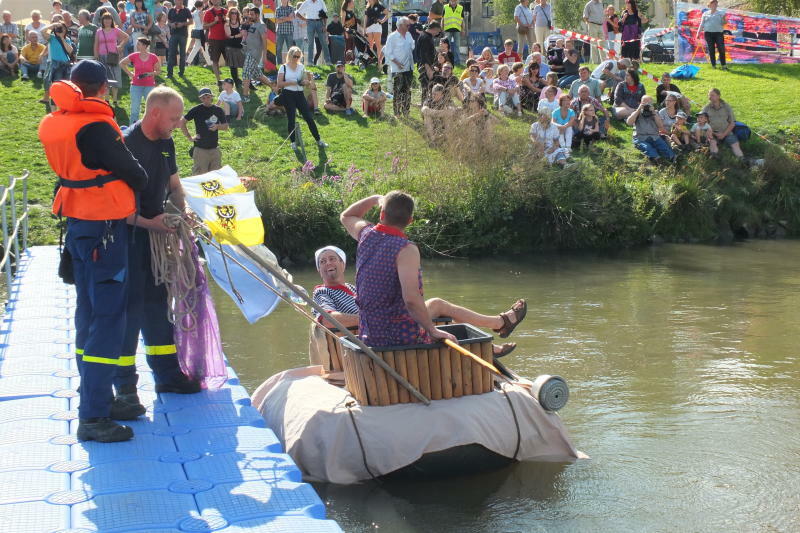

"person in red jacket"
[38, 60, 149, 443]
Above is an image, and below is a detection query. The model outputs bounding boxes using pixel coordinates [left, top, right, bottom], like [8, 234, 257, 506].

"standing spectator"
[276, 46, 328, 150]
[51, 1, 64, 20]
[117, 2, 129, 24]
[76, 10, 98, 59]
[19, 32, 46, 80]
[384, 16, 415, 116]
[551, 93, 575, 152]
[153, 12, 171, 58]
[293, 1, 308, 54]
[627, 95, 675, 163]
[0, 12, 18, 46]
[324, 61, 354, 113]
[340, 0, 358, 57]
[364, 0, 389, 67]
[224, 8, 244, 87]
[416, 21, 440, 103]
[203, 0, 228, 88]
[428, 0, 445, 26]
[93, 0, 123, 27]
[582, 0, 604, 64]
[187, 0, 212, 65]
[691, 111, 717, 155]
[121, 36, 160, 123]
[497, 39, 520, 66]
[362, 77, 387, 116]
[276, 0, 295, 62]
[297, 0, 330, 65]
[0, 34, 19, 77]
[571, 85, 608, 137]
[26, 11, 46, 42]
[532, 0, 553, 54]
[696, 0, 726, 69]
[180, 87, 229, 173]
[530, 112, 568, 166]
[62, 12, 80, 43]
[40, 22, 74, 104]
[217, 77, 243, 120]
[701, 87, 743, 158]
[493, 64, 521, 116]
[619, 0, 645, 60]
[514, 0, 536, 55]
[241, 6, 269, 102]
[166, 0, 191, 77]
[655, 72, 690, 112]
[94, 13, 129, 106]
[603, 5, 620, 56]
[569, 66, 601, 98]
[574, 103, 601, 149]
[442, 0, 464, 65]
[326, 13, 345, 63]
[612, 67, 645, 120]
[129, 0, 154, 44]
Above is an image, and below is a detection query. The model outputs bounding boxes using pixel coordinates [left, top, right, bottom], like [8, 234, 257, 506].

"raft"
[252, 324, 584, 484]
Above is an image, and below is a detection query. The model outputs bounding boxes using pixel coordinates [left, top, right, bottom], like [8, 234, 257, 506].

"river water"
[212, 241, 800, 533]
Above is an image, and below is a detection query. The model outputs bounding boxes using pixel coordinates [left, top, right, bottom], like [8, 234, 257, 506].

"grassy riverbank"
[2, 63, 799, 261]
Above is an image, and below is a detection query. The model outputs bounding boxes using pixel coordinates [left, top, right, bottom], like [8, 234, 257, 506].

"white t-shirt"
[537, 98, 559, 116]
[280, 63, 305, 91]
[218, 90, 242, 105]
[530, 121, 559, 148]
[591, 59, 619, 80]
[462, 77, 484, 93]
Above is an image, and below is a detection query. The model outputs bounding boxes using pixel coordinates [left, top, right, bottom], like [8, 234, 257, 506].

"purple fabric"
[355, 224, 431, 347]
[174, 237, 228, 389]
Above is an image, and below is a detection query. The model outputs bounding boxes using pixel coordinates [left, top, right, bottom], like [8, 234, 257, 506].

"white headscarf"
[314, 245, 346, 271]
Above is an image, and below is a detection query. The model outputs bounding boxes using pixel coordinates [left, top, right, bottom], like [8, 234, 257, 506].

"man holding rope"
[340, 192, 527, 349]
[114, 86, 201, 417]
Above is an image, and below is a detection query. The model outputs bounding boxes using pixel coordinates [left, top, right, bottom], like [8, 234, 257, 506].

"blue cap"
[70, 59, 108, 86]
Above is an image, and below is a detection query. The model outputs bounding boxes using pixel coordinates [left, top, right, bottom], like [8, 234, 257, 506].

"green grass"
[1, 61, 799, 259]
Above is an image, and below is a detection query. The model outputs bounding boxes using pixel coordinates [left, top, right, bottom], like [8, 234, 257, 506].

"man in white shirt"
[582, 0, 604, 63]
[384, 16, 415, 116]
[591, 56, 630, 103]
[296, 0, 331, 65]
[513, 0, 534, 57]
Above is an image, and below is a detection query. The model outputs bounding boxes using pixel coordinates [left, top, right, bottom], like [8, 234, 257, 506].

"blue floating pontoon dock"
[0, 247, 343, 533]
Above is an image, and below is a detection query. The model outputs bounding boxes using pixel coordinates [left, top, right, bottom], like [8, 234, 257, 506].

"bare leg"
[425, 297, 503, 330]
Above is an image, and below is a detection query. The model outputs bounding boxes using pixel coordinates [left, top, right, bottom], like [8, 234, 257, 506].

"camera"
[318, 9, 327, 19]
[641, 104, 653, 117]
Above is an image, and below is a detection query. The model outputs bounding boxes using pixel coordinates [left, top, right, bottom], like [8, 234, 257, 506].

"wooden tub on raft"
[339, 324, 495, 406]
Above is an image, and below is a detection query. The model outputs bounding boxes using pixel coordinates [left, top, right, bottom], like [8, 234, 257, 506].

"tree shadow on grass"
[726, 68, 779, 81]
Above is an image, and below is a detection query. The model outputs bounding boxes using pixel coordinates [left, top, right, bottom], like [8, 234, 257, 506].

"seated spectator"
[421, 83, 455, 141]
[524, 51, 548, 76]
[19, 31, 45, 80]
[537, 85, 559, 116]
[26, 10, 46, 42]
[498, 39, 521, 66]
[557, 50, 580, 87]
[691, 111, 717, 156]
[493, 64, 521, 116]
[362, 76, 387, 117]
[626, 95, 675, 163]
[217, 77, 244, 121]
[591, 56, 630, 103]
[563, 39, 582, 62]
[530, 112, 569, 166]
[0, 33, 19, 77]
[547, 38, 565, 72]
[569, 66, 601, 99]
[434, 50, 448, 74]
[701, 87, 744, 159]
[517, 61, 544, 111]
[670, 111, 692, 152]
[304, 70, 320, 114]
[438, 38, 455, 66]
[431, 62, 463, 103]
[570, 85, 608, 137]
[324, 61, 355, 114]
[551, 93, 576, 153]
[613, 68, 645, 120]
[0, 12, 18, 45]
[476, 46, 496, 71]
[543, 70, 562, 99]
[460, 63, 485, 103]
[657, 92, 680, 130]
[523, 42, 543, 64]
[459, 57, 477, 80]
[481, 66, 496, 100]
[575, 103, 602, 149]
[655, 72, 690, 113]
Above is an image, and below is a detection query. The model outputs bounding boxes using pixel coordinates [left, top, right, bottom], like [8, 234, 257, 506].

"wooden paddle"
[444, 339, 503, 378]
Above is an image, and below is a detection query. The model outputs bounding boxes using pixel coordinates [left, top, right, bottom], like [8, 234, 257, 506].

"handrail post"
[0, 186, 11, 290]
[10, 185, 19, 273]
[22, 172, 29, 253]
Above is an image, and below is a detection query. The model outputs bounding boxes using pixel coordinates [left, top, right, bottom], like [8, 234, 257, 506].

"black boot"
[77, 418, 134, 442]
[155, 373, 202, 394]
[110, 393, 147, 420]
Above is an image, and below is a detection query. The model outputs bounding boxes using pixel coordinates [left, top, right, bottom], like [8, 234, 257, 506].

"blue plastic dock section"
[0, 247, 343, 533]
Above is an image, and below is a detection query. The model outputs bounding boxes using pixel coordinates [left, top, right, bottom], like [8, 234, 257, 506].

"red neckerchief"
[315, 284, 356, 297]
[374, 223, 407, 239]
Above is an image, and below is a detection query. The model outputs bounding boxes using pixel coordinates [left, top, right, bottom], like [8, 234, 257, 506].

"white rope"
[149, 214, 199, 331]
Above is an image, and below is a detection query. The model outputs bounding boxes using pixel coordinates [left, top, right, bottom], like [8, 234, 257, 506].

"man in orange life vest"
[39, 60, 149, 443]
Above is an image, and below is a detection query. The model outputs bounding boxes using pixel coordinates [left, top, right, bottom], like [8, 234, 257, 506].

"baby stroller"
[347, 28, 381, 70]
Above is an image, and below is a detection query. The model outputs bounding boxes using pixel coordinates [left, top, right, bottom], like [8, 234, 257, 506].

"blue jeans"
[167, 32, 187, 75]
[129, 84, 154, 124]
[558, 74, 578, 88]
[20, 63, 40, 78]
[445, 31, 462, 65]
[277, 33, 293, 63]
[306, 20, 330, 64]
[634, 136, 675, 160]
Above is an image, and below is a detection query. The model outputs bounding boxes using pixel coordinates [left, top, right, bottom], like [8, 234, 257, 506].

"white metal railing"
[0, 171, 31, 290]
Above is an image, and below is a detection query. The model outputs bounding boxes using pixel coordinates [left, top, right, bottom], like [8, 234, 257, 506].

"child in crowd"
[264, 80, 286, 115]
[575, 103, 601, 149]
[691, 111, 718, 155]
[304, 70, 320, 113]
[670, 111, 691, 152]
[537, 85, 559, 116]
[493, 64, 521, 116]
[476, 46, 496, 71]
[217, 77, 243, 121]
[544, 71, 562, 99]
[362, 77, 387, 117]
[481, 66, 496, 104]
[497, 39, 521, 66]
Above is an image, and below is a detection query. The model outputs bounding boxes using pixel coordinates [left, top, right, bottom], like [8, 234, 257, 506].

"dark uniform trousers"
[115, 226, 184, 390]
[69, 218, 129, 419]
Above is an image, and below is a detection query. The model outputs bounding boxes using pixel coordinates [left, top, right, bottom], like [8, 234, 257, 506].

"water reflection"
[215, 241, 800, 532]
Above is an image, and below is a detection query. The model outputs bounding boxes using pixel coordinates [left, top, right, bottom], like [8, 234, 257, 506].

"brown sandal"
[492, 342, 516, 358]
[493, 299, 527, 339]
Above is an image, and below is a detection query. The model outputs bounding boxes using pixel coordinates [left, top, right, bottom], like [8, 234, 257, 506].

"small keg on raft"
[339, 324, 495, 406]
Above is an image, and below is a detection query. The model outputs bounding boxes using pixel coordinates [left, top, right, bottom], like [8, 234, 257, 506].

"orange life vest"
[38, 81, 136, 220]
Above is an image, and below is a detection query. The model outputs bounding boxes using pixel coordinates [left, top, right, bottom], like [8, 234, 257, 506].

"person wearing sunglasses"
[276, 46, 328, 151]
